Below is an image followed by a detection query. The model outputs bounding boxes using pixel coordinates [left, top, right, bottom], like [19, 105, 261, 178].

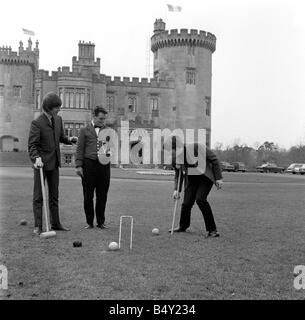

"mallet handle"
[171, 169, 182, 235]
[39, 167, 50, 232]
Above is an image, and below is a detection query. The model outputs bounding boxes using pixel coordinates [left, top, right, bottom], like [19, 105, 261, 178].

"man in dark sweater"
[165, 136, 223, 237]
[75, 106, 110, 229]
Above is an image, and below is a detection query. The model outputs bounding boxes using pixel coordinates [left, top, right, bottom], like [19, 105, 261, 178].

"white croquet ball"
[152, 228, 159, 235]
[108, 241, 119, 251]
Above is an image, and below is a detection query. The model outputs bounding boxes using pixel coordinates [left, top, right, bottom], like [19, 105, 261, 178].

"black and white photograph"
[0, 0, 305, 308]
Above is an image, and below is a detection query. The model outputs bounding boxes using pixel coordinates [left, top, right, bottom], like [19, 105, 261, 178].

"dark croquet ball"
[19, 219, 28, 226]
[73, 241, 82, 247]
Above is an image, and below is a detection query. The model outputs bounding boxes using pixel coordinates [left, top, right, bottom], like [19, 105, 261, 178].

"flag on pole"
[22, 28, 35, 36]
[167, 4, 182, 12]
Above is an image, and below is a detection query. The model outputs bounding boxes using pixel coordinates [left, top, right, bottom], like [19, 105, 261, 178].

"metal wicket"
[119, 215, 134, 250]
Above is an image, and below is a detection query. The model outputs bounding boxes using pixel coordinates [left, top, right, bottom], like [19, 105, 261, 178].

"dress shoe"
[206, 230, 220, 238]
[96, 224, 108, 229]
[168, 227, 186, 233]
[85, 225, 94, 229]
[33, 227, 42, 235]
[51, 225, 70, 231]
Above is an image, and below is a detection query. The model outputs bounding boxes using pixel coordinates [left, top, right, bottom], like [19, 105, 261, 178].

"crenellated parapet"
[105, 76, 174, 88]
[72, 55, 100, 68]
[36, 67, 106, 83]
[0, 38, 39, 71]
[36, 69, 58, 81]
[0, 46, 35, 65]
[151, 20, 216, 53]
[0, 46, 13, 55]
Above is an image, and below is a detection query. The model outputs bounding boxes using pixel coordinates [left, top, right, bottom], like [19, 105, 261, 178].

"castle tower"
[151, 19, 216, 147]
[72, 41, 100, 75]
[0, 41, 39, 151]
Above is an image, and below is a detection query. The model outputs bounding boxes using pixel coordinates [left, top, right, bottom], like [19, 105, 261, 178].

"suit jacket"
[174, 143, 223, 191]
[75, 123, 109, 167]
[28, 113, 71, 171]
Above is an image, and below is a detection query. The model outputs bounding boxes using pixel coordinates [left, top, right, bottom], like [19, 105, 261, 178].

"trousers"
[82, 158, 110, 226]
[179, 174, 217, 232]
[33, 167, 60, 228]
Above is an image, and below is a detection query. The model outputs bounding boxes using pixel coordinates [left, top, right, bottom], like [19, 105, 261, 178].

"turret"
[0, 40, 38, 152]
[154, 19, 166, 34]
[72, 40, 100, 75]
[151, 19, 217, 147]
[27, 38, 32, 51]
[19, 41, 24, 53]
[78, 40, 95, 61]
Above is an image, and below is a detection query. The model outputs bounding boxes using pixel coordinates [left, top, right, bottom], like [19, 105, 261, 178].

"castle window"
[13, 85, 22, 98]
[75, 90, 79, 108]
[128, 96, 137, 112]
[187, 45, 195, 56]
[74, 123, 85, 137]
[62, 88, 86, 109]
[64, 88, 74, 108]
[35, 90, 41, 109]
[106, 94, 115, 112]
[64, 122, 85, 137]
[186, 69, 196, 85]
[0, 85, 4, 96]
[150, 97, 159, 111]
[75, 88, 85, 108]
[59, 88, 64, 105]
[205, 96, 211, 116]
[87, 89, 91, 109]
[80, 90, 85, 108]
[64, 154, 73, 165]
[64, 123, 74, 137]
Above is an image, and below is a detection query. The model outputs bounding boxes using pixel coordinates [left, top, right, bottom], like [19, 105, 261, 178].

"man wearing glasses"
[75, 105, 111, 229]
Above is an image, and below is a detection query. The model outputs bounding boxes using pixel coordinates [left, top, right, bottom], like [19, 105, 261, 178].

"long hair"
[41, 92, 62, 113]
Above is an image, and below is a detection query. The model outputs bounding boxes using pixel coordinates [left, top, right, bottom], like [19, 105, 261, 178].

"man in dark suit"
[75, 105, 111, 229]
[164, 135, 223, 237]
[28, 92, 77, 235]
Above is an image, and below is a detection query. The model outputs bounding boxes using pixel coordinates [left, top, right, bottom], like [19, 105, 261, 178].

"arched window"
[128, 96, 137, 112]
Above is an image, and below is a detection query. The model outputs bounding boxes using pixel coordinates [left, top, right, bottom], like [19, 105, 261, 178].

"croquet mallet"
[39, 167, 56, 239]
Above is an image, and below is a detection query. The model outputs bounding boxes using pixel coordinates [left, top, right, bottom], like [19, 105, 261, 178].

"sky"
[1, 0, 304, 149]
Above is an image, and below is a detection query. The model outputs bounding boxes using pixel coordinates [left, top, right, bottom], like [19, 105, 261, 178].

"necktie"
[51, 117, 55, 130]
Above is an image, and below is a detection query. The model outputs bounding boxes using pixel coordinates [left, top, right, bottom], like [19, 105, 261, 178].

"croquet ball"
[19, 219, 27, 226]
[73, 241, 82, 247]
[152, 228, 159, 235]
[108, 241, 119, 251]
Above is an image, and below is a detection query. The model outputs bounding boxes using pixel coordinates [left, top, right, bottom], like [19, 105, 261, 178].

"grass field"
[0, 168, 305, 300]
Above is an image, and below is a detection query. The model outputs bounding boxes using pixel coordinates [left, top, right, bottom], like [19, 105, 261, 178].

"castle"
[0, 19, 216, 165]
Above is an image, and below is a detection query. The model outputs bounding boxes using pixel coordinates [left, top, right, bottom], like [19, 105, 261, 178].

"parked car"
[297, 164, 305, 175]
[231, 162, 246, 172]
[256, 163, 285, 173]
[220, 161, 235, 172]
[285, 163, 304, 174]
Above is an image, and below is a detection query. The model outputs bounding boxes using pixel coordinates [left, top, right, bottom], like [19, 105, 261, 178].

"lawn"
[0, 169, 305, 300]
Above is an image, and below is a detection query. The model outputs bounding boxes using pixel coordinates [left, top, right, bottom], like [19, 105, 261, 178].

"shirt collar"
[43, 111, 52, 123]
[92, 120, 106, 129]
